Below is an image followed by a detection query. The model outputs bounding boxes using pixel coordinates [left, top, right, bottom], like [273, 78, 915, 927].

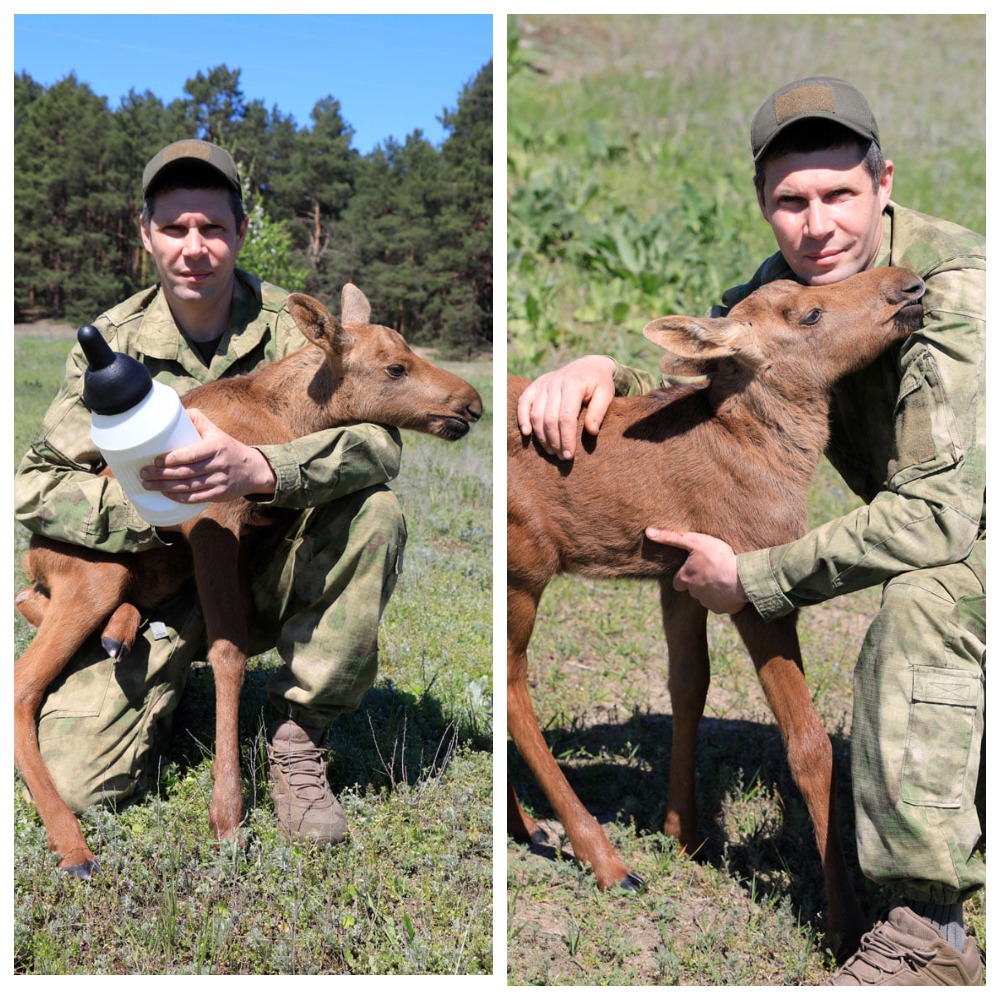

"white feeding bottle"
[78, 324, 209, 527]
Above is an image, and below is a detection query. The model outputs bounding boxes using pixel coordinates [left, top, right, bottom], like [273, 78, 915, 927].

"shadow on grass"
[163, 656, 489, 804]
[508, 711, 866, 938]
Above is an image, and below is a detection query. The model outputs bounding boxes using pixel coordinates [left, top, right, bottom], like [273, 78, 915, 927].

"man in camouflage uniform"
[517, 79, 984, 985]
[15, 140, 407, 849]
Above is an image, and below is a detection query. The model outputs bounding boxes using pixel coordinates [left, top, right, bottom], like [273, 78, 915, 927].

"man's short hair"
[753, 119, 886, 197]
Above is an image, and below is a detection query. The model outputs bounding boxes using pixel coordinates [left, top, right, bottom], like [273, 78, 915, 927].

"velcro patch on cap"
[774, 84, 835, 123]
[163, 140, 212, 164]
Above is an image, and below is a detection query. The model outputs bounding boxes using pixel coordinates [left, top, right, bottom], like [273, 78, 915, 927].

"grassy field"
[13, 331, 493, 975]
[506, 13, 985, 986]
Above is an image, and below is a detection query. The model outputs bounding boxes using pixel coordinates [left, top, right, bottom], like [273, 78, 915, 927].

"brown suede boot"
[266, 718, 349, 845]
[828, 903, 982, 986]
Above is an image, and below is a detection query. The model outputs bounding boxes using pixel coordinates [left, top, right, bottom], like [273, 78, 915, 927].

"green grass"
[506, 13, 985, 986]
[13, 336, 493, 975]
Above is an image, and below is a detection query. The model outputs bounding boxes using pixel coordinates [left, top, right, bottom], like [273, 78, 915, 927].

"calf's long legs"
[507, 581, 644, 890]
[730, 609, 865, 953]
[186, 517, 250, 843]
[658, 586, 710, 853]
[14, 562, 131, 876]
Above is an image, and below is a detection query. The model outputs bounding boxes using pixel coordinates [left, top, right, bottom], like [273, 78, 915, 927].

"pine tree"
[183, 65, 246, 147]
[342, 131, 446, 339]
[270, 96, 359, 284]
[434, 60, 493, 355]
[107, 88, 177, 287]
[14, 73, 130, 323]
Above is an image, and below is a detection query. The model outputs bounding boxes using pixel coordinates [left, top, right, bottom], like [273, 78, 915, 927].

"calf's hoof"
[596, 866, 646, 892]
[827, 924, 864, 964]
[517, 822, 549, 847]
[619, 871, 645, 892]
[210, 818, 247, 847]
[508, 818, 548, 846]
[101, 637, 132, 663]
[209, 780, 246, 837]
[60, 857, 101, 880]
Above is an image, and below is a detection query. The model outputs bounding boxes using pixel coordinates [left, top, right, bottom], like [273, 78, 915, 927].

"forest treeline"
[14, 61, 492, 356]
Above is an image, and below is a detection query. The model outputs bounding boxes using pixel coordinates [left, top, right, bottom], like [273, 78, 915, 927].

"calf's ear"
[287, 293, 349, 356]
[643, 315, 765, 376]
[341, 283, 372, 325]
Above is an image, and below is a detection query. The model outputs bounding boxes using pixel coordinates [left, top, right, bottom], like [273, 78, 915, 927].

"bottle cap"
[78, 325, 153, 415]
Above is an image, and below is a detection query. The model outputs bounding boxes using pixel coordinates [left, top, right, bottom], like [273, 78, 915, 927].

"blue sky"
[13, 13, 494, 154]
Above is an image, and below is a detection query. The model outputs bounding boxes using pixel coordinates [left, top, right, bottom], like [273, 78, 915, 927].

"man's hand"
[140, 408, 277, 504]
[645, 527, 748, 615]
[516, 355, 617, 461]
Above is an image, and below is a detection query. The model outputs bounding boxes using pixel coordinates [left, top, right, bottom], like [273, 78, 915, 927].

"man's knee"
[307, 486, 407, 585]
[32, 751, 142, 815]
[29, 606, 200, 815]
[325, 484, 405, 546]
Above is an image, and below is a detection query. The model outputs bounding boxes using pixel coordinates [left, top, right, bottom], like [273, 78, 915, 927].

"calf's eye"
[802, 308, 823, 326]
[386, 364, 407, 378]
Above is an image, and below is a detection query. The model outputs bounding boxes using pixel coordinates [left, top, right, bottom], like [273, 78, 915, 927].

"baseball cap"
[751, 77, 880, 161]
[141, 139, 241, 197]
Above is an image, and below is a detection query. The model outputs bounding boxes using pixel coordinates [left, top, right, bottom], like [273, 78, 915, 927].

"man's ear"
[236, 214, 249, 251]
[878, 159, 894, 211]
[755, 183, 769, 222]
[139, 215, 153, 254]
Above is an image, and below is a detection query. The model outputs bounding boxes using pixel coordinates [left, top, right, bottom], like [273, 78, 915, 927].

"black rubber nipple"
[78, 325, 152, 415]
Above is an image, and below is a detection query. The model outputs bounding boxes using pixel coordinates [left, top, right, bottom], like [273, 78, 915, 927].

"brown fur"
[507, 266, 925, 953]
[15, 284, 482, 878]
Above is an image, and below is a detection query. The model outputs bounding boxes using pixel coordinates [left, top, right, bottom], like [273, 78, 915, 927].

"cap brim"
[754, 111, 878, 161]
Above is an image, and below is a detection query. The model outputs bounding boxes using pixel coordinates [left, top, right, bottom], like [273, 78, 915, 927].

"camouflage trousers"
[33, 485, 406, 814]
[851, 539, 985, 904]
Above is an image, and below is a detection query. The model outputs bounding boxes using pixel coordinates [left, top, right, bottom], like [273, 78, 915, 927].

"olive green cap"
[141, 139, 241, 197]
[751, 77, 880, 161]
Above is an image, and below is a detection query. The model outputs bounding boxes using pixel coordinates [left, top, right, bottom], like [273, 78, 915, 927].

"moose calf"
[16, 283, 482, 878]
[507, 266, 925, 950]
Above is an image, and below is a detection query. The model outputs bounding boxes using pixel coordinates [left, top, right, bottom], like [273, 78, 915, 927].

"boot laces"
[838, 919, 936, 984]
[269, 741, 330, 804]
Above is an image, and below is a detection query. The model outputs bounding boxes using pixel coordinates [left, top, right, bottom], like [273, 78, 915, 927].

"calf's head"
[643, 267, 924, 403]
[287, 286, 483, 440]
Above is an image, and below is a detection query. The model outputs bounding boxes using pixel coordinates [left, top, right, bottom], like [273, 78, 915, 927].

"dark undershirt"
[191, 335, 224, 365]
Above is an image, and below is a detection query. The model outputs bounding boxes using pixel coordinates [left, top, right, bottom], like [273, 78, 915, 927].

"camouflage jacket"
[613, 203, 986, 620]
[14, 270, 403, 555]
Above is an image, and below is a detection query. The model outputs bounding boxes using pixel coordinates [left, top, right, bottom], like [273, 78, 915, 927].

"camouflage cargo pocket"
[900, 664, 982, 808]
[41, 651, 115, 722]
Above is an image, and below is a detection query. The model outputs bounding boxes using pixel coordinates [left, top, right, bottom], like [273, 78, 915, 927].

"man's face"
[757, 144, 893, 286]
[140, 187, 248, 311]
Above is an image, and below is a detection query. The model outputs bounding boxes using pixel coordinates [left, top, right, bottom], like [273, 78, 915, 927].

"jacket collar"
[135, 270, 270, 375]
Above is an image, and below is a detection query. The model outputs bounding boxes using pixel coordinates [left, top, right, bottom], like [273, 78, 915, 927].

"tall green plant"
[238, 201, 310, 291]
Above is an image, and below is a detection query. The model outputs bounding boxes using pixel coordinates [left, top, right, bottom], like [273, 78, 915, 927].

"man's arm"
[247, 424, 403, 509]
